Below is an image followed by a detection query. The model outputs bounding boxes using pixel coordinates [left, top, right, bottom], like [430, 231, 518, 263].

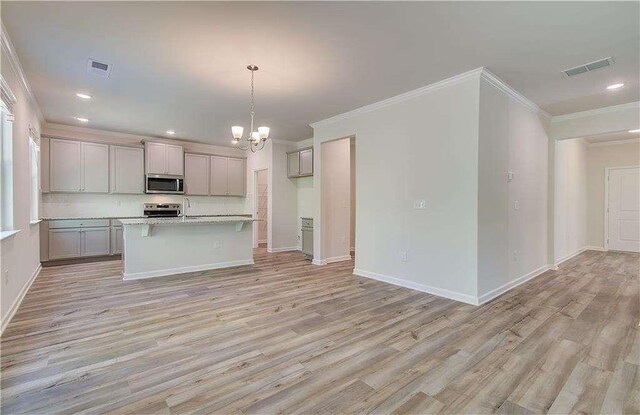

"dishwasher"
[301, 217, 313, 260]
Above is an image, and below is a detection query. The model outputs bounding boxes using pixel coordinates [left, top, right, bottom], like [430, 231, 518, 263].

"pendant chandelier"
[231, 65, 269, 152]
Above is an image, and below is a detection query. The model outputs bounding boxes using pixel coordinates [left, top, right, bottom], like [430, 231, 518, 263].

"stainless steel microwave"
[145, 174, 184, 194]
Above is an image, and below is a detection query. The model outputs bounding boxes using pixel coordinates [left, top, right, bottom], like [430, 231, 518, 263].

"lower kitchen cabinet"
[111, 226, 123, 255]
[48, 228, 110, 259]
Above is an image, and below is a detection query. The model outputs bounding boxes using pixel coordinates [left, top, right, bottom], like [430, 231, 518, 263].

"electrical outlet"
[507, 171, 514, 182]
[513, 251, 518, 262]
[297, 235, 301, 241]
[400, 251, 408, 262]
[513, 200, 520, 210]
[213, 241, 220, 249]
[4, 270, 9, 286]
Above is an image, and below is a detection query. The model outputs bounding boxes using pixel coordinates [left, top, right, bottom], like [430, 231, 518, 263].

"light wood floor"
[1, 249, 638, 414]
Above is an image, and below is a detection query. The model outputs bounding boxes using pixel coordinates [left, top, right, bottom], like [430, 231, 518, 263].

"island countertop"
[118, 216, 259, 226]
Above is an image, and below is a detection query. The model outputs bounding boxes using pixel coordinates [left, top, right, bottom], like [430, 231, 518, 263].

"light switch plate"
[414, 199, 427, 209]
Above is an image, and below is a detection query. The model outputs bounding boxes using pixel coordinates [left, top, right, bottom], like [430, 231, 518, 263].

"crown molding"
[310, 67, 485, 128]
[0, 74, 17, 109]
[552, 101, 640, 122]
[587, 137, 640, 147]
[310, 67, 551, 128]
[1, 22, 45, 122]
[479, 68, 551, 119]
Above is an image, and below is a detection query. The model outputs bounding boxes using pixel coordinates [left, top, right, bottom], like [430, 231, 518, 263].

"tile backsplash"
[42, 193, 249, 218]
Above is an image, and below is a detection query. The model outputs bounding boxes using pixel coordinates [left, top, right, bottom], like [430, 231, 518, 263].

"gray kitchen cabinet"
[210, 156, 245, 196]
[227, 158, 246, 196]
[287, 152, 300, 177]
[48, 228, 82, 259]
[111, 146, 144, 194]
[46, 219, 112, 260]
[145, 142, 184, 175]
[287, 147, 313, 178]
[184, 153, 210, 195]
[50, 138, 109, 193]
[299, 149, 313, 176]
[111, 225, 123, 255]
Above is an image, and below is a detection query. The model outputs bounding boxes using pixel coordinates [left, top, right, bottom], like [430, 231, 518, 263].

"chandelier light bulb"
[258, 126, 270, 139]
[251, 131, 261, 141]
[232, 126, 244, 139]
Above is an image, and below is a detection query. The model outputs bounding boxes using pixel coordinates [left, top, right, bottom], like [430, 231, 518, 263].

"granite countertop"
[42, 214, 252, 221]
[118, 216, 259, 225]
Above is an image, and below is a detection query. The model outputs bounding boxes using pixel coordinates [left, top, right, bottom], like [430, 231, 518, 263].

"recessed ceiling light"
[629, 129, 640, 133]
[166, 130, 176, 135]
[75, 117, 89, 123]
[76, 92, 92, 100]
[606, 83, 624, 90]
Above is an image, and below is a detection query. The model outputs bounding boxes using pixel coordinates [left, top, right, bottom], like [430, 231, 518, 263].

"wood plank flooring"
[1, 249, 638, 414]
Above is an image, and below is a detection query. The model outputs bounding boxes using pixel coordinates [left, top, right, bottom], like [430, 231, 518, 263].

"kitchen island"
[118, 216, 258, 280]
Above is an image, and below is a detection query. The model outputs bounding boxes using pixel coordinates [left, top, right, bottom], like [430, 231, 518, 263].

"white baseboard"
[258, 239, 267, 244]
[123, 259, 254, 281]
[554, 245, 599, 268]
[267, 246, 299, 253]
[1, 264, 42, 335]
[353, 268, 479, 305]
[311, 255, 352, 266]
[585, 246, 607, 252]
[477, 264, 551, 305]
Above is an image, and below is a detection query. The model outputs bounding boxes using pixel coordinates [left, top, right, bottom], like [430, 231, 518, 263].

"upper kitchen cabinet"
[184, 153, 210, 195]
[210, 156, 246, 196]
[110, 146, 144, 194]
[287, 147, 313, 178]
[145, 141, 184, 175]
[50, 138, 109, 193]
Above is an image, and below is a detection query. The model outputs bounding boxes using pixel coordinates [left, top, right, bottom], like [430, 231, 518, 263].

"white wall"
[1, 45, 43, 331]
[587, 141, 640, 248]
[477, 77, 549, 301]
[312, 72, 482, 302]
[550, 102, 640, 141]
[553, 138, 588, 264]
[270, 140, 299, 251]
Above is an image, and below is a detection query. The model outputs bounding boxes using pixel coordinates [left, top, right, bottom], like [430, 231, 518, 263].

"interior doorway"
[254, 169, 268, 248]
[606, 166, 640, 252]
[319, 136, 356, 264]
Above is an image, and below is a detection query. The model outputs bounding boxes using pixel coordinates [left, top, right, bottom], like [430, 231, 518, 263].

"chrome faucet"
[184, 197, 191, 216]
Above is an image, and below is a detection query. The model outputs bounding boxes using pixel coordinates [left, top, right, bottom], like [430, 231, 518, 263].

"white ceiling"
[2, 2, 639, 145]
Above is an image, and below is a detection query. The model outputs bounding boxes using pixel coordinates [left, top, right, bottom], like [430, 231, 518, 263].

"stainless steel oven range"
[143, 203, 182, 218]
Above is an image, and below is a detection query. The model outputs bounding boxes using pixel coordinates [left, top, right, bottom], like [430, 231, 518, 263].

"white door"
[184, 153, 210, 195]
[257, 170, 268, 243]
[111, 146, 144, 194]
[227, 158, 245, 196]
[608, 167, 640, 252]
[146, 142, 166, 174]
[81, 142, 109, 193]
[82, 228, 111, 256]
[299, 149, 313, 175]
[210, 156, 228, 195]
[50, 139, 81, 192]
[48, 229, 82, 259]
[166, 144, 184, 175]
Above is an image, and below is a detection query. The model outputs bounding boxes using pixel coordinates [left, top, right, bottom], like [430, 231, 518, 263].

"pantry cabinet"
[49, 138, 109, 193]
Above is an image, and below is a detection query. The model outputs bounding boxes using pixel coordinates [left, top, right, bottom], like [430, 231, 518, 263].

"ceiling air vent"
[87, 59, 112, 78]
[562, 57, 614, 77]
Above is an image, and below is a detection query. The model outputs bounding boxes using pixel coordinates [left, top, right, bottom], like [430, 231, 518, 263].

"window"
[29, 128, 40, 222]
[0, 100, 14, 231]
